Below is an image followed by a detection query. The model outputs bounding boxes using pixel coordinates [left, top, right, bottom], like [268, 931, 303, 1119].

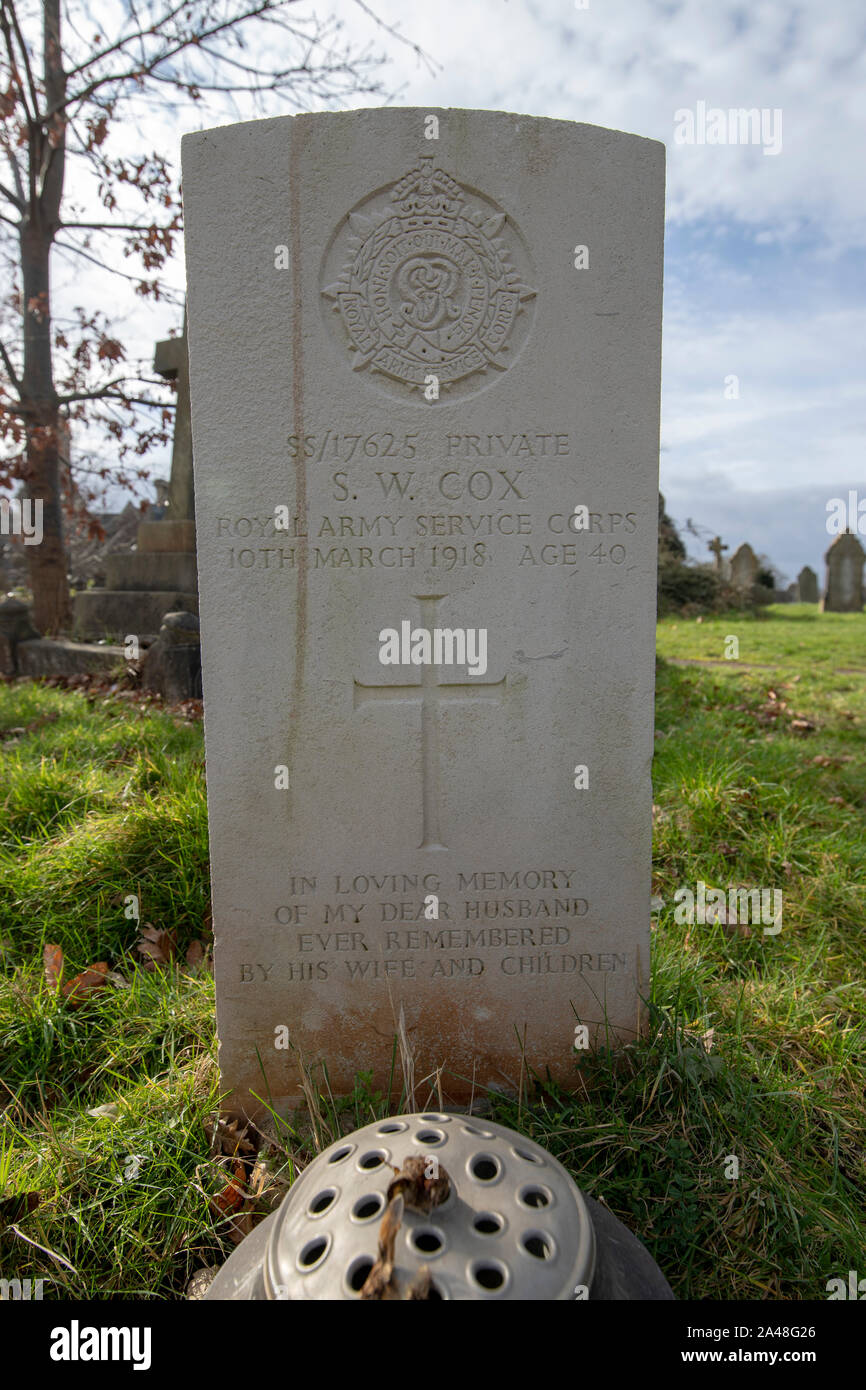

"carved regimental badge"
[322, 155, 536, 399]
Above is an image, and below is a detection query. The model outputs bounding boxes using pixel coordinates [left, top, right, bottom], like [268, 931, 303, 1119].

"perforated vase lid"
[264, 1112, 596, 1300]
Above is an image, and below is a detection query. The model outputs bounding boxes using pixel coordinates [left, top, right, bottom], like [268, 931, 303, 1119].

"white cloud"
[11, 0, 862, 572]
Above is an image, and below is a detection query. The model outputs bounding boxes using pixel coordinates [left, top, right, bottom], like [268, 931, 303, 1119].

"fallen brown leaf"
[184, 939, 210, 972]
[204, 1117, 256, 1158]
[210, 1160, 247, 1217]
[43, 943, 64, 991]
[0, 1191, 40, 1223]
[136, 922, 177, 968]
[62, 962, 108, 1007]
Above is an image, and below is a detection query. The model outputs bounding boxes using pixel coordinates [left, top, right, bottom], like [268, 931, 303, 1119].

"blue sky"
[59, 0, 865, 585]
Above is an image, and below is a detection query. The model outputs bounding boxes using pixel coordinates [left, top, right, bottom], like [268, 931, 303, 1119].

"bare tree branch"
[3, 147, 26, 204]
[352, 0, 438, 74]
[63, 0, 196, 81]
[1, 180, 25, 211]
[52, 235, 184, 300]
[57, 389, 166, 406]
[0, 0, 40, 122]
[0, 0, 425, 630]
[0, 335, 23, 395]
[60, 220, 167, 231]
[52, 2, 282, 117]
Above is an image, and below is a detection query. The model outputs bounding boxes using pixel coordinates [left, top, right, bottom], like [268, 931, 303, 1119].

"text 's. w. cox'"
[378, 621, 489, 676]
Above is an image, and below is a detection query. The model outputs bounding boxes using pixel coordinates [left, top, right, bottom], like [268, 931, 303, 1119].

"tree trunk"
[21, 227, 68, 634]
[20, 0, 69, 634]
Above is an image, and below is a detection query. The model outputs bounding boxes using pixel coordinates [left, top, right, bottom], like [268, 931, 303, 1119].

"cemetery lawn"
[0, 603, 864, 1300]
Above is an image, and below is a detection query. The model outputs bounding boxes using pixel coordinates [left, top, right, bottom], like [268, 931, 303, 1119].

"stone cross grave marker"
[182, 109, 665, 1118]
[823, 532, 865, 613]
[708, 536, 728, 571]
[71, 311, 198, 641]
[153, 311, 194, 523]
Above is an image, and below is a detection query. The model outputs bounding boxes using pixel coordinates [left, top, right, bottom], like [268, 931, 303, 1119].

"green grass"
[1, 607, 864, 1299]
[657, 602, 866, 669]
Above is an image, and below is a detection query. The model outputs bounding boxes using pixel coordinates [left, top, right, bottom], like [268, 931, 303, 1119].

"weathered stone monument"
[822, 531, 865, 613]
[72, 318, 198, 640]
[707, 536, 728, 572]
[729, 542, 758, 590]
[797, 565, 818, 603]
[183, 109, 665, 1118]
[153, 312, 195, 527]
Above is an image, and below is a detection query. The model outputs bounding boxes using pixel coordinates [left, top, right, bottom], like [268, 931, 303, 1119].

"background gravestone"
[797, 565, 819, 603]
[153, 311, 195, 526]
[729, 542, 758, 590]
[183, 109, 665, 1118]
[822, 531, 865, 613]
[707, 536, 728, 572]
[72, 318, 198, 641]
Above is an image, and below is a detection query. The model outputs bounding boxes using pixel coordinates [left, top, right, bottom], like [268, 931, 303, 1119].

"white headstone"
[182, 109, 665, 1118]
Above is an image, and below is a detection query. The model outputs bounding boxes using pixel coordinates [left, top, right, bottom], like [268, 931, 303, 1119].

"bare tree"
[0, 0, 426, 631]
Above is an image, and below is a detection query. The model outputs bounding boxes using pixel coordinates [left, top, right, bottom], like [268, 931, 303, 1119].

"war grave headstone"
[729, 542, 758, 590]
[182, 109, 665, 1118]
[797, 565, 819, 604]
[822, 532, 864, 613]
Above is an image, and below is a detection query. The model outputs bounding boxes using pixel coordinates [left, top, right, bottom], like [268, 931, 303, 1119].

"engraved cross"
[353, 595, 505, 851]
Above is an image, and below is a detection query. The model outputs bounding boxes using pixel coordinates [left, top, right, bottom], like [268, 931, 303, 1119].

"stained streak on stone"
[514, 647, 567, 662]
